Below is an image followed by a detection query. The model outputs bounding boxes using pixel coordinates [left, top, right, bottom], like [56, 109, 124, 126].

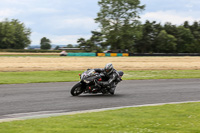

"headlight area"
[83, 80, 91, 84]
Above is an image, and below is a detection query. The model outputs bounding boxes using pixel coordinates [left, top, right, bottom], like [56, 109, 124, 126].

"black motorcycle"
[70, 69, 124, 96]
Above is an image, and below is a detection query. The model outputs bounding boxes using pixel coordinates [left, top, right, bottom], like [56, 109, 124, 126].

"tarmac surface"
[0, 79, 200, 120]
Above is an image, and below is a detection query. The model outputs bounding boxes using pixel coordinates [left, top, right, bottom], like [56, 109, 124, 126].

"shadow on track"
[74, 94, 126, 98]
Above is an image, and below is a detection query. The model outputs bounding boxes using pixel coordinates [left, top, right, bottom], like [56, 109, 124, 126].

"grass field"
[0, 70, 200, 84]
[0, 102, 200, 133]
[0, 56, 200, 71]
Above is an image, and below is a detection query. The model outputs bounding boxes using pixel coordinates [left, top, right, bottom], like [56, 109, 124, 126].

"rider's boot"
[109, 86, 115, 95]
[108, 83, 116, 95]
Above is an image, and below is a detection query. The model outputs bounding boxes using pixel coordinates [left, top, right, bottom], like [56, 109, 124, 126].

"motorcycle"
[70, 69, 124, 96]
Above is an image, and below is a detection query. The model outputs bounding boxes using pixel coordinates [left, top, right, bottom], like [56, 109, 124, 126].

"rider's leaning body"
[94, 63, 120, 93]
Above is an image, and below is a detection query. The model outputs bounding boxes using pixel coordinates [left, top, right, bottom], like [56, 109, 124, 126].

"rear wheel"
[71, 83, 83, 96]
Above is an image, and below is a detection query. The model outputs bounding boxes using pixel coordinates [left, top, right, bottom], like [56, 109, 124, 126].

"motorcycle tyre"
[71, 83, 83, 96]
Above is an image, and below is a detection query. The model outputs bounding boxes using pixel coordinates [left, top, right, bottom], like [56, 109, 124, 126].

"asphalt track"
[0, 79, 200, 120]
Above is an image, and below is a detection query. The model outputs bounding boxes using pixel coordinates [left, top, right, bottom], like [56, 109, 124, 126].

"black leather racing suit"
[94, 68, 120, 88]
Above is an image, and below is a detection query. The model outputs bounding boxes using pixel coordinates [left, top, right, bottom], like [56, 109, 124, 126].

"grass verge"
[0, 102, 200, 133]
[123, 70, 200, 80]
[0, 70, 200, 84]
[0, 71, 82, 84]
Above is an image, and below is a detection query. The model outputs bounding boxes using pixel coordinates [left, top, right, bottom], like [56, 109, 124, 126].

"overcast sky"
[0, 0, 200, 45]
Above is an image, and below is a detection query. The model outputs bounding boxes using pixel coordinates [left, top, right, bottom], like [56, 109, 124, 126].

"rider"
[94, 63, 120, 94]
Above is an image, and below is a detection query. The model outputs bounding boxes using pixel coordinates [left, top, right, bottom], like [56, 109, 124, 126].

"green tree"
[95, 0, 145, 51]
[40, 37, 51, 50]
[183, 21, 190, 29]
[11, 19, 31, 49]
[190, 21, 199, 33]
[0, 19, 31, 49]
[77, 38, 95, 52]
[66, 44, 74, 48]
[190, 21, 200, 53]
[155, 30, 177, 53]
[0, 19, 15, 49]
[54, 46, 60, 50]
[164, 22, 198, 53]
[176, 26, 195, 53]
[90, 31, 105, 51]
[164, 22, 177, 37]
[135, 21, 162, 53]
[77, 31, 104, 52]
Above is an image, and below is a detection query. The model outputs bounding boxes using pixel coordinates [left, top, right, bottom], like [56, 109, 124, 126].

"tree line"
[1, 0, 200, 53]
[77, 0, 200, 53]
[134, 20, 200, 53]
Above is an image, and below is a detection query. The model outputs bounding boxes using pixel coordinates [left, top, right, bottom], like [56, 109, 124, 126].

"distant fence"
[97, 53, 129, 57]
[66, 53, 200, 57]
[67, 53, 129, 57]
[128, 53, 200, 56]
[67, 53, 96, 56]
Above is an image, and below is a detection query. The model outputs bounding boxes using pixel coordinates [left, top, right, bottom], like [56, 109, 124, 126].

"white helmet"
[104, 63, 114, 75]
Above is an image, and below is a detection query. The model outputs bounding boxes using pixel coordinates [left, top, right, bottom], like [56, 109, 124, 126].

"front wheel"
[71, 83, 83, 96]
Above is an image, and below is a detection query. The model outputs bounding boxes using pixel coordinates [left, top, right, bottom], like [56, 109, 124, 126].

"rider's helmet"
[104, 63, 114, 75]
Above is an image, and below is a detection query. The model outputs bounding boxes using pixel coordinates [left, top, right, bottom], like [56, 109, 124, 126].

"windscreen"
[81, 69, 96, 80]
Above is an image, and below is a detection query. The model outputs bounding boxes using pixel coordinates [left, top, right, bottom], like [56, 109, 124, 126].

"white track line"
[1, 100, 200, 123]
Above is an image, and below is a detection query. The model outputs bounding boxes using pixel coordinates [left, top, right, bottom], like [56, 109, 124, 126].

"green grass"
[0, 102, 200, 133]
[123, 70, 200, 80]
[0, 70, 200, 84]
[0, 71, 82, 84]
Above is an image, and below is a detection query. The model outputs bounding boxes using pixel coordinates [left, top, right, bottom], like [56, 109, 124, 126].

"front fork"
[79, 81, 87, 92]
